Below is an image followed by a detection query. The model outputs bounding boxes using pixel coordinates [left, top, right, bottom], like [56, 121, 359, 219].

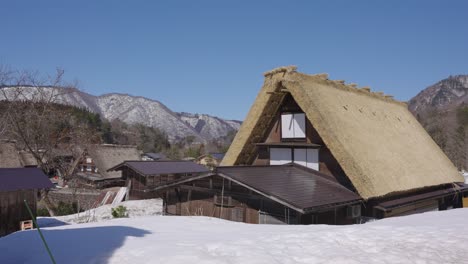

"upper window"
[281, 113, 306, 139]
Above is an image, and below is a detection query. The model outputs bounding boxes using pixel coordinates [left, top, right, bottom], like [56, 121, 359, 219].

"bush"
[111, 205, 128, 218]
[55, 201, 78, 216]
[36, 207, 51, 217]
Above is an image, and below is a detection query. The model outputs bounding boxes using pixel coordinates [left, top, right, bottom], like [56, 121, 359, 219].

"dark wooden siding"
[0, 190, 37, 237]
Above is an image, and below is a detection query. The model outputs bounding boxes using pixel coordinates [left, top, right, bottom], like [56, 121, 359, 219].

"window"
[270, 148, 292, 165]
[293, 148, 319, 170]
[270, 147, 319, 170]
[281, 113, 306, 139]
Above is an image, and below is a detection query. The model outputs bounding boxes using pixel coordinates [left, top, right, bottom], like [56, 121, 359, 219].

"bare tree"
[0, 66, 100, 216]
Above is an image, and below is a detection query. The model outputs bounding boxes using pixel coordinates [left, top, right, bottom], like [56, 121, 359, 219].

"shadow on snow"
[0, 225, 151, 264]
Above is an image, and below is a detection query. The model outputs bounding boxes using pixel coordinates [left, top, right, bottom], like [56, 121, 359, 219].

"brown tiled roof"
[217, 164, 361, 212]
[109, 161, 210, 176]
[375, 183, 468, 212]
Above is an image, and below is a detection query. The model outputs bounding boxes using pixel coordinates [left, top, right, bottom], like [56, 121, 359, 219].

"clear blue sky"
[1, 1, 467, 120]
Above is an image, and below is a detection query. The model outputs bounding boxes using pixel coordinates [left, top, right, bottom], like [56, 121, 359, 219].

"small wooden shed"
[0, 168, 53, 236]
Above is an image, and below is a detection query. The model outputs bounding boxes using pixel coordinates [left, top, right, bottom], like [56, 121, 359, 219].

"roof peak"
[263, 65, 298, 77]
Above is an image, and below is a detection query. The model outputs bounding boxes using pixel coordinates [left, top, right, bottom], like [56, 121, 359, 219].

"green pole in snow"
[24, 200, 57, 264]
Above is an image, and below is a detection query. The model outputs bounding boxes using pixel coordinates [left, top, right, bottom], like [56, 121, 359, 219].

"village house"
[108, 161, 210, 200]
[141, 66, 468, 225]
[222, 66, 468, 219]
[73, 144, 141, 189]
[44, 144, 142, 211]
[0, 168, 53, 236]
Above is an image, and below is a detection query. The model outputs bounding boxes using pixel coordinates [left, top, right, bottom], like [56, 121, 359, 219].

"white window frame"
[281, 113, 306, 139]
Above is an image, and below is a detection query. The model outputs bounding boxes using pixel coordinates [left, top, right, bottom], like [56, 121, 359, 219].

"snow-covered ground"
[1, 205, 467, 264]
[39, 198, 163, 226]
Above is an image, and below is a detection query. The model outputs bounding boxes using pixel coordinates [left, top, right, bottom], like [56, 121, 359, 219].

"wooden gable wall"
[252, 94, 355, 190]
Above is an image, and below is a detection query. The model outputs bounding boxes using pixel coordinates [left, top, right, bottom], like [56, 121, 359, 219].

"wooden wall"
[0, 190, 37, 237]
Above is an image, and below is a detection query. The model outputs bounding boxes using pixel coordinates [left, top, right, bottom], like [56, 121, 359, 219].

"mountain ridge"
[0, 86, 241, 143]
[408, 74, 468, 169]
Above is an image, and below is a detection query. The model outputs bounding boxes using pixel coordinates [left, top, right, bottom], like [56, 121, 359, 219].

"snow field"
[1, 203, 467, 264]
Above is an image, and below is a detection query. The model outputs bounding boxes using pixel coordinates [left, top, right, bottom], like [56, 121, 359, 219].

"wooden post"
[220, 178, 225, 219]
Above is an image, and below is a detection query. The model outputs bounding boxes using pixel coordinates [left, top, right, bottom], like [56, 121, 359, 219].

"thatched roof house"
[122, 66, 466, 224]
[73, 144, 141, 189]
[222, 66, 463, 201]
[85, 144, 142, 178]
[0, 140, 44, 168]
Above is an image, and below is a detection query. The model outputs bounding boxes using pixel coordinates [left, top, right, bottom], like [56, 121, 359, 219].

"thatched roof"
[0, 140, 22, 168]
[87, 144, 141, 178]
[19, 151, 38, 167]
[222, 66, 463, 199]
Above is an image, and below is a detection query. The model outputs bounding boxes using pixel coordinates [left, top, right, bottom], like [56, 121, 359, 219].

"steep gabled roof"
[222, 66, 463, 199]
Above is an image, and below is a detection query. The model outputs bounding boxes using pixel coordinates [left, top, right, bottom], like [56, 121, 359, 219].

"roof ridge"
[289, 71, 407, 106]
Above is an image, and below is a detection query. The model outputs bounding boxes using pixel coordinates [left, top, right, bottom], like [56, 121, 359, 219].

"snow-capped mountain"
[0, 86, 241, 142]
[409, 75, 468, 113]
